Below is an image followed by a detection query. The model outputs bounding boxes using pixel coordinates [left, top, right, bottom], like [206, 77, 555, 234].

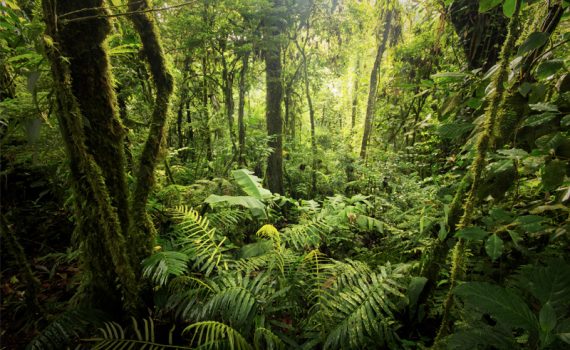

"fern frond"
[282, 218, 329, 251]
[170, 206, 231, 276]
[199, 273, 273, 328]
[87, 318, 187, 349]
[184, 321, 253, 350]
[142, 251, 189, 286]
[206, 208, 241, 231]
[27, 307, 107, 350]
[312, 262, 407, 349]
[253, 327, 286, 350]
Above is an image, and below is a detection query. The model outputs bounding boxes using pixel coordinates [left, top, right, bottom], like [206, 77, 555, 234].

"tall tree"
[263, 0, 285, 194]
[360, 7, 394, 160]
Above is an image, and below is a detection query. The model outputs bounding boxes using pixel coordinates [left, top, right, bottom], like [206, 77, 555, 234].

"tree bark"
[42, 0, 140, 314]
[238, 52, 249, 166]
[264, 0, 285, 194]
[360, 10, 392, 160]
[128, 0, 174, 263]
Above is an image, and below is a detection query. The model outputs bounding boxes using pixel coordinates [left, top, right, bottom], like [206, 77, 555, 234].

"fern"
[86, 318, 188, 349]
[282, 218, 329, 251]
[253, 327, 286, 350]
[170, 206, 231, 277]
[184, 321, 252, 350]
[27, 307, 107, 350]
[312, 261, 407, 349]
[142, 251, 190, 286]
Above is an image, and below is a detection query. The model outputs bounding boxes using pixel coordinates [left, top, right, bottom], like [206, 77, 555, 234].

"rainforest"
[1, 0, 569, 349]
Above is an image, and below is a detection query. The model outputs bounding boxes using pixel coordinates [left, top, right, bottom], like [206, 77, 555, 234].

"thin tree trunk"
[238, 52, 249, 166]
[264, 0, 284, 194]
[351, 55, 360, 132]
[295, 40, 317, 196]
[221, 52, 237, 155]
[360, 10, 393, 160]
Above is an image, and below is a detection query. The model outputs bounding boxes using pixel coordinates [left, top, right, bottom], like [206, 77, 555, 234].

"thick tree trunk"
[264, 0, 285, 194]
[360, 10, 392, 160]
[42, 0, 140, 314]
[128, 0, 174, 263]
[238, 52, 249, 166]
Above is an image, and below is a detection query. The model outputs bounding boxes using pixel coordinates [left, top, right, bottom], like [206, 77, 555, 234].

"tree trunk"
[264, 0, 285, 194]
[351, 55, 360, 132]
[360, 10, 392, 160]
[295, 40, 317, 196]
[238, 52, 249, 166]
[221, 51, 238, 155]
[128, 0, 174, 263]
[42, 0, 140, 314]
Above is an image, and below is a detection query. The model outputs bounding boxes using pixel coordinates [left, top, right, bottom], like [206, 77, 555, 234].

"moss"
[43, 0, 140, 315]
[435, 0, 523, 343]
[127, 0, 174, 264]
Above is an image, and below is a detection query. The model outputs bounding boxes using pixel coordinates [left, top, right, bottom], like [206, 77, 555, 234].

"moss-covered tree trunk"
[42, 0, 140, 315]
[127, 0, 174, 263]
[264, 0, 285, 194]
[360, 9, 392, 160]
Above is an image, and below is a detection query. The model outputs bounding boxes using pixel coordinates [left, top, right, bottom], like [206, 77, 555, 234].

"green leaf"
[536, 59, 565, 80]
[522, 113, 557, 127]
[542, 160, 566, 191]
[503, 0, 516, 17]
[518, 82, 532, 96]
[205, 194, 266, 211]
[485, 234, 504, 261]
[497, 148, 528, 160]
[438, 122, 474, 139]
[561, 115, 570, 127]
[529, 102, 558, 112]
[232, 169, 272, 199]
[408, 277, 428, 309]
[455, 226, 489, 241]
[539, 302, 557, 333]
[518, 32, 549, 56]
[431, 72, 468, 80]
[438, 222, 448, 241]
[479, 0, 503, 13]
[455, 282, 538, 330]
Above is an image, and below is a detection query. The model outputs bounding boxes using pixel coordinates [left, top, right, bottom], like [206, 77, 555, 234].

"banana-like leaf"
[232, 169, 272, 199]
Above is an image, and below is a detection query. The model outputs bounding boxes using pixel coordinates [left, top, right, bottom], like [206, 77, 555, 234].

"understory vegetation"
[1, 0, 569, 349]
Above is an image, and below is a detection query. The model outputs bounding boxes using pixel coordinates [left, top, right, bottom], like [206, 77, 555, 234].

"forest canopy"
[1, 0, 570, 349]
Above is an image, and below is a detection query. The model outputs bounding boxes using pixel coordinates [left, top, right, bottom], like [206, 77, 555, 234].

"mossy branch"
[434, 0, 523, 344]
[128, 0, 174, 261]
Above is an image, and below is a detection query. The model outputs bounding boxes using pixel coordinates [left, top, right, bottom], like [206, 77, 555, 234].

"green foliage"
[27, 308, 107, 350]
[87, 318, 186, 350]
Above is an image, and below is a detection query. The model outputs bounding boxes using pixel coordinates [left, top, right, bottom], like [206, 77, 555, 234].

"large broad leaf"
[455, 226, 489, 241]
[503, 0, 516, 17]
[542, 160, 566, 191]
[515, 260, 570, 313]
[455, 282, 538, 330]
[438, 122, 474, 139]
[479, 0, 502, 13]
[205, 194, 265, 211]
[232, 169, 272, 199]
[536, 60, 565, 80]
[518, 32, 549, 56]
